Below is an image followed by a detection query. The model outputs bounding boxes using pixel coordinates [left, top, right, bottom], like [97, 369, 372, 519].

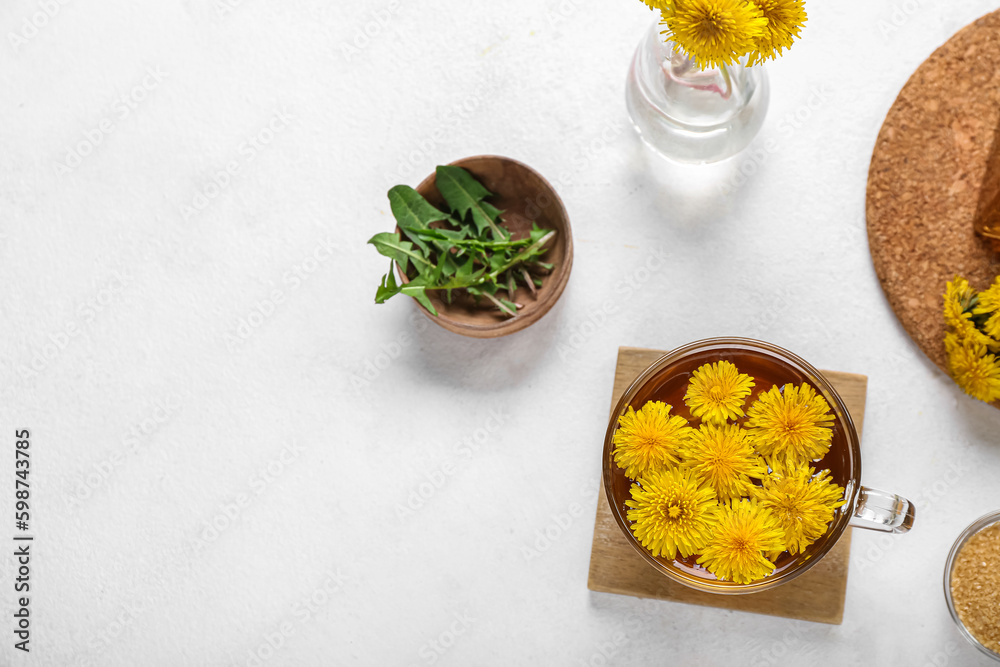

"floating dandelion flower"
[613, 401, 693, 479]
[679, 423, 766, 500]
[626, 467, 720, 559]
[754, 460, 845, 557]
[697, 499, 786, 584]
[744, 383, 834, 464]
[684, 360, 755, 424]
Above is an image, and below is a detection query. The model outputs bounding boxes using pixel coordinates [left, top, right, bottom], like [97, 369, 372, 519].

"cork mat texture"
[587, 347, 868, 625]
[867, 9, 1000, 410]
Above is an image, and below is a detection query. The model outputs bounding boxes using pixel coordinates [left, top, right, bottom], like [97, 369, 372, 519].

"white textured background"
[1, 0, 1000, 665]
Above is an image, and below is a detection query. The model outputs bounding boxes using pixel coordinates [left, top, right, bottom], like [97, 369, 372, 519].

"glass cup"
[602, 338, 915, 595]
[944, 511, 1000, 662]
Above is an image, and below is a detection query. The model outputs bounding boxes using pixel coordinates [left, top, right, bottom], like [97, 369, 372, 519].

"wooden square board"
[586, 346, 869, 625]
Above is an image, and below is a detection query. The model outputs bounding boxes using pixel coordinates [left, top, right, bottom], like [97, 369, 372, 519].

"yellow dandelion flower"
[745, 0, 807, 66]
[679, 423, 767, 500]
[640, 0, 675, 13]
[753, 460, 845, 557]
[660, 0, 768, 71]
[697, 498, 786, 584]
[744, 383, 834, 464]
[972, 276, 1000, 341]
[945, 333, 1000, 403]
[944, 276, 996, 349]
[613, 401, 694, 479]
[626, 467, 719, 559]
[684, 360, 755, 424]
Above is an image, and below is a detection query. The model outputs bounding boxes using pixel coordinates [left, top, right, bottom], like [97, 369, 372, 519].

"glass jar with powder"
[945, 511, 1000, 661]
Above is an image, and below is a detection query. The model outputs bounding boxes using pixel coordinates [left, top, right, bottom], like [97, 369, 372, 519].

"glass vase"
[625, 20, 770, 164]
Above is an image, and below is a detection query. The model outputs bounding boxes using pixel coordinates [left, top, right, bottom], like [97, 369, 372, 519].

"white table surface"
[3, 0, 1000, 665]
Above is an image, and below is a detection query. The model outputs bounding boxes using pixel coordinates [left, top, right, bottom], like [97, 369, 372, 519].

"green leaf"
[401, 284, 438, 315]
[467, 281, 501, 297]
[388, 186, 452, 255]
[435, 166, 507, 240]
[481, 201, 505, 230]
[387, 185, 449, 228]
[488, 253, 507, 273]
[438, 253, 458, 278]
[429, 252, 459, 284]
[486, 230, 556, 282]
[498, 297, 518, 316]
[435, 228, 469, 241]
[529, 223, 549, 243]
[481, 292, 517, 317]
[426, 227, 467, 256]
[456, 257, 475, 280]
[374, 262, 401, 303]
[368, 232, 433, 276]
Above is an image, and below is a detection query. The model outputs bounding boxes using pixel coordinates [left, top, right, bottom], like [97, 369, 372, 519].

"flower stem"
[719, 65, 733, 101]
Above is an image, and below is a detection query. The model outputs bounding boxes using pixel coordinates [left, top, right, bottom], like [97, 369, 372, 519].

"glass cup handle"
[849, 486, 916, 533]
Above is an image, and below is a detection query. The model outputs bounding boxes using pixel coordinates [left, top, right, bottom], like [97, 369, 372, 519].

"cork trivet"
[867, 10, 1000, 410]
[587, 347, 867, 625]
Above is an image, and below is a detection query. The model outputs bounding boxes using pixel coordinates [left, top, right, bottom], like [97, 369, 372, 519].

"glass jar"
[944, 511, 1000, 662]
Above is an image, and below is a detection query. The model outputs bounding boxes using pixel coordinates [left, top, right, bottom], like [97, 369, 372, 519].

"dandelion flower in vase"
[683, 360, 755, 424]
[753, 460, 845, 558]
[697, 499, 785, 584]
[746, 0, 807, 66]
[640, 0, 675, 10]
[744, 383, 834, 464]
[945, 334, 1000, 404]
[972, 276, 1000, 341]
[625, 467, 719, 559]
[660, 0, 768, 70]
[612, 401, 694, 479]
[679, 423, 767, 500]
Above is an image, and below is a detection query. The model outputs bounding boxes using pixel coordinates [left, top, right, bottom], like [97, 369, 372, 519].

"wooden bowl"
[397, 155, 573, 338]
